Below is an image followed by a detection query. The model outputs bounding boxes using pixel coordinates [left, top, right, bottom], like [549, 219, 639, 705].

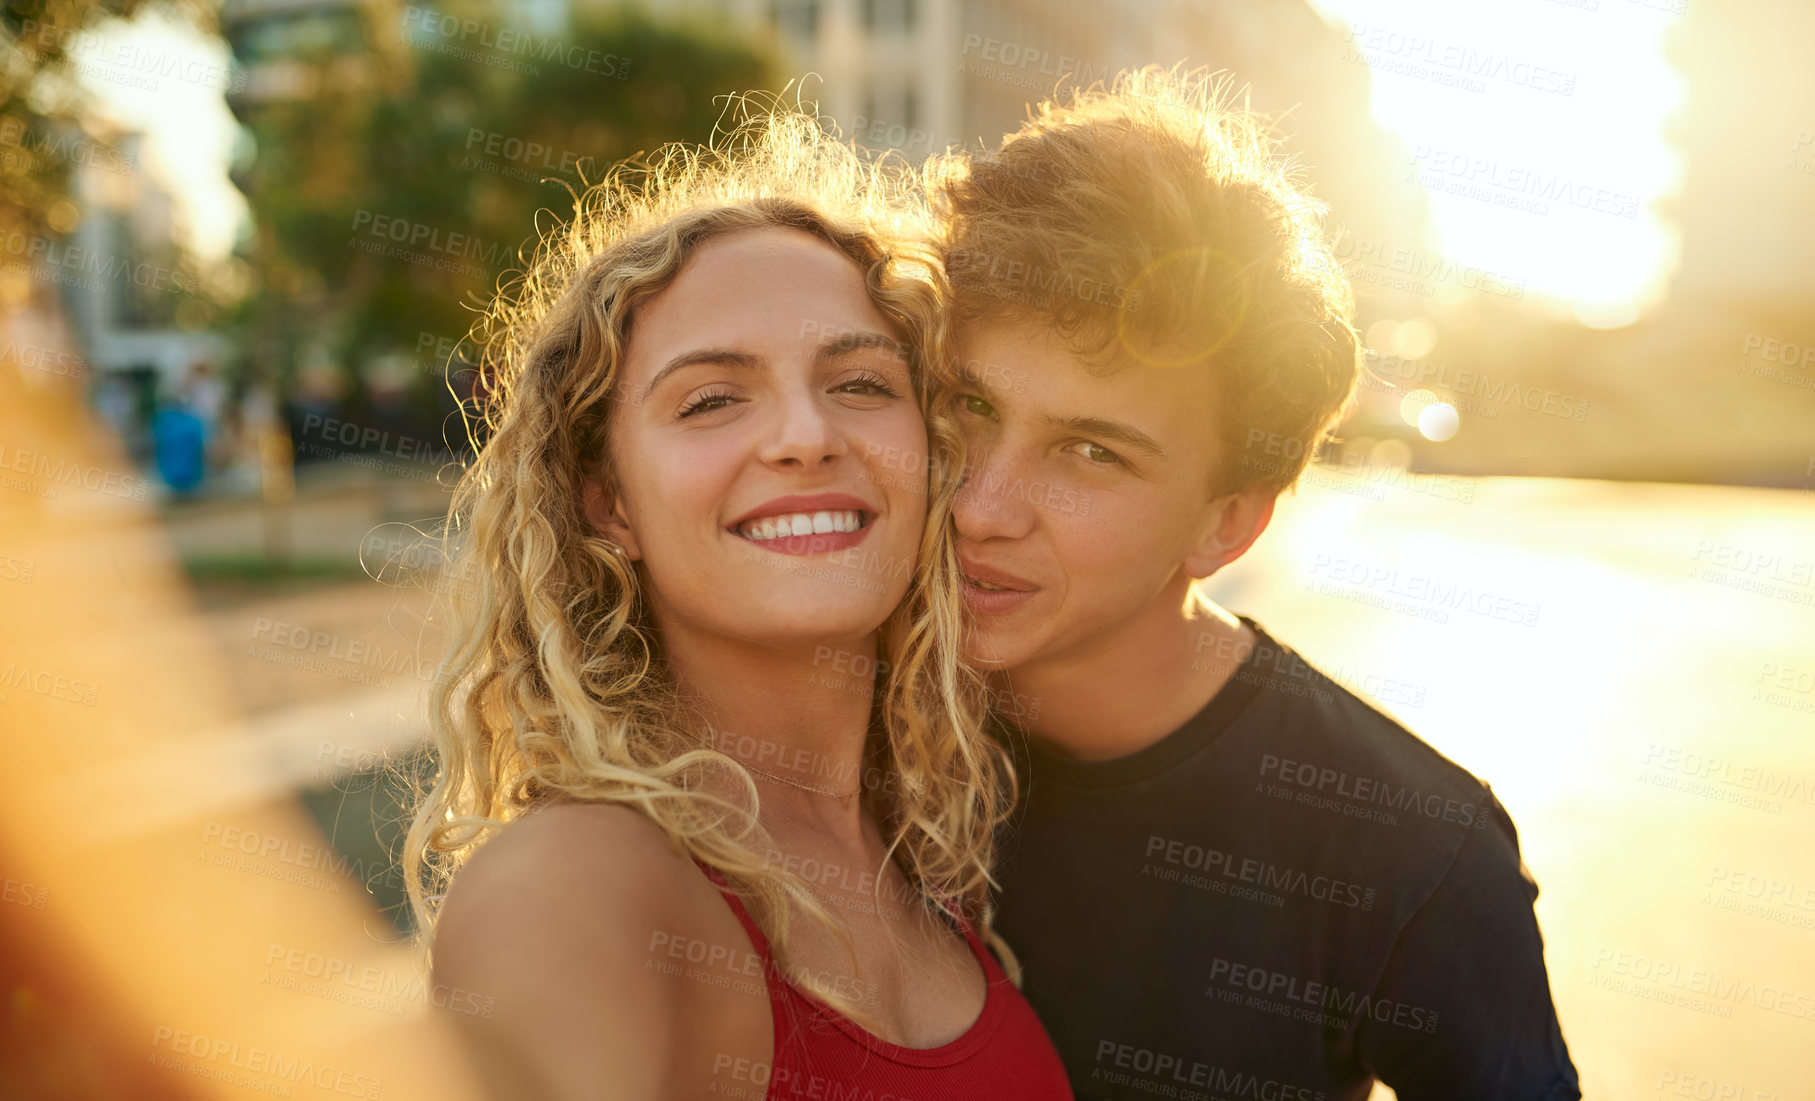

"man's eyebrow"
[642, 349, 764, 399]
[956, 361, 997, 395]
[1044, 414, 1167, 460]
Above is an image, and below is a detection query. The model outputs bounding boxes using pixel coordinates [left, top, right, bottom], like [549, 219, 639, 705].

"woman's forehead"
[625, 228, 892, 366]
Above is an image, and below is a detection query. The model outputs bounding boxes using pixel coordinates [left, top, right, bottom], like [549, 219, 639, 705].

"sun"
[1309, 0, 1688, 327]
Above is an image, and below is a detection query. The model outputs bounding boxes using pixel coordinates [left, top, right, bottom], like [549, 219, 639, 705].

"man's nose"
[952, 445, 1037, 541]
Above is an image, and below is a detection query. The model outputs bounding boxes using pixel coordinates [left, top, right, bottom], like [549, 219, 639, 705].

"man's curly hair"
[930, 66, 1361, 494]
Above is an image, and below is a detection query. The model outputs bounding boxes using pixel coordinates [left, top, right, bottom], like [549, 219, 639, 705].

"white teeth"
[965, 573, 1009, 592]
[737, 510, 865, 541]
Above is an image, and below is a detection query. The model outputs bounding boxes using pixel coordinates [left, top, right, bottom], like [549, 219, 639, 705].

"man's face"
[949, 317, 1229, 671]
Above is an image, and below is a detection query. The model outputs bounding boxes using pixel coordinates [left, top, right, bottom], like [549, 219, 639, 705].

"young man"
[932, 69, 1580, 1100]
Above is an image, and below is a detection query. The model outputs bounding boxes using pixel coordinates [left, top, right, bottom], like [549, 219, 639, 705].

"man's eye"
[954, 393, 996, 419]
[1068, 441, 1121, 466]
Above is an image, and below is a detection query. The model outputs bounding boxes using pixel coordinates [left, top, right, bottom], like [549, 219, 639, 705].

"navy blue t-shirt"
[991, 621, 1579, 1101]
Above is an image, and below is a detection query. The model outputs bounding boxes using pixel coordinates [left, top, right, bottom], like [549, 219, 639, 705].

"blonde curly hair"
[401, 104, 1016, 1019]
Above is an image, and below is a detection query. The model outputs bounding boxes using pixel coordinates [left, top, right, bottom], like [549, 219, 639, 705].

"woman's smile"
[730, 493, 877, 555]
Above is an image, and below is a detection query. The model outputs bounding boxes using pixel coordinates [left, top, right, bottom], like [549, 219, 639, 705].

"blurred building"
[204, 0, 1815, 486]
[619, 0, 1423, 270]
[61, 129, 229, 460]
[552, 0, 1422, 345]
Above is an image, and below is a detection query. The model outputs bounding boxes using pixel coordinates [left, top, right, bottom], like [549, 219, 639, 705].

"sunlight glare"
[1308, 0, 1687, 322]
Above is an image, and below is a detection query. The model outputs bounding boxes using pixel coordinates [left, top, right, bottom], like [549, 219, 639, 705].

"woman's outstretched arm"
[431, 802, 770, 1101]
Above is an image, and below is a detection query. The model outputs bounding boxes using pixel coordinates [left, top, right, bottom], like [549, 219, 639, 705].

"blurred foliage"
[230, 1, 781, 415]
[1, 0, 213, 311]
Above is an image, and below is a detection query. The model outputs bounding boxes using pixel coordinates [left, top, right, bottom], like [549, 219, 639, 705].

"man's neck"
[994, 587, 1255, 764]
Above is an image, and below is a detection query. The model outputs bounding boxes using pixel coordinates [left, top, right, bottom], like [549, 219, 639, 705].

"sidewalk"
[152, 464, 456, 793]
[158, 460, 456, 565]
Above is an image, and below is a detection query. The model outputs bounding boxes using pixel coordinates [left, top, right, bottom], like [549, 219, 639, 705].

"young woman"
[402, 110, 1073, 1100]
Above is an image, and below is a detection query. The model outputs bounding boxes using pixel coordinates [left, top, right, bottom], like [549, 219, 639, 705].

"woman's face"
[591, 225, 928, 654]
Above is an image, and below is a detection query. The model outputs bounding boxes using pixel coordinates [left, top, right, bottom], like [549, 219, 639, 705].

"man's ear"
[1182, 488, 1277, 580]
[580, 477, 642, 560]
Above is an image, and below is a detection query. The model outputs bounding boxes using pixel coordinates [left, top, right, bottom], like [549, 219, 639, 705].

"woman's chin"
[726, 601, 899, 650]
[713, 543, 914, 635]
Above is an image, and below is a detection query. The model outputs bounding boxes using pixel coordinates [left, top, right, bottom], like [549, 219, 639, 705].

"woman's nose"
[758, 391, 848, 469]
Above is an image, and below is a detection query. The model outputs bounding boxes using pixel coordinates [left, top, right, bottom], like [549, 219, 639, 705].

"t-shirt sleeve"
[1358, 791, 1581, 1100]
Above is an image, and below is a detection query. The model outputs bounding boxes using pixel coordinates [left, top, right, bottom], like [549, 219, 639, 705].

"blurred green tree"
[231, 3, 781, 418]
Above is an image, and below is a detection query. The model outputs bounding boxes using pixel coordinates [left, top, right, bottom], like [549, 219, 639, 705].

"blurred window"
[862, 0, 915, 34]
[773, 0, 820, 42]
[236, 10, 362, 63]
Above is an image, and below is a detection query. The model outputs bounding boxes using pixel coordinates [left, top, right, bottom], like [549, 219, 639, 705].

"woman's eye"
[1068, 440, 1121, 466]
[835, 372, 901, 398]
[679, 391, 736, 418]
[953, 393, 996, 419]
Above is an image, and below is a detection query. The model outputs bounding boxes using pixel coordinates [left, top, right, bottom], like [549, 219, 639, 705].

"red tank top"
[695, 862, 1074, 1100]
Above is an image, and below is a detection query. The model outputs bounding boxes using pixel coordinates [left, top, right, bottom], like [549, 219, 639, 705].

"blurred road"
[154, 467, 450, 812]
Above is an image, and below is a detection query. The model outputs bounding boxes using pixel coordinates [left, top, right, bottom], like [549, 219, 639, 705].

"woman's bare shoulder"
[445, 801, 695, 903]
[430, 801, 764, 1100]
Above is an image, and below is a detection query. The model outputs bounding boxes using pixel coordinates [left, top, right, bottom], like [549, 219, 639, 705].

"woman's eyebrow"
[642, 349, 764, 399]
[642, 330, 904, 399]
[814, 330, 908, 365]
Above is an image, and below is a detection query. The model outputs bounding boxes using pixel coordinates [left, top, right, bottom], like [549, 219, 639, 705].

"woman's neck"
[662, 626, 882, 838]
